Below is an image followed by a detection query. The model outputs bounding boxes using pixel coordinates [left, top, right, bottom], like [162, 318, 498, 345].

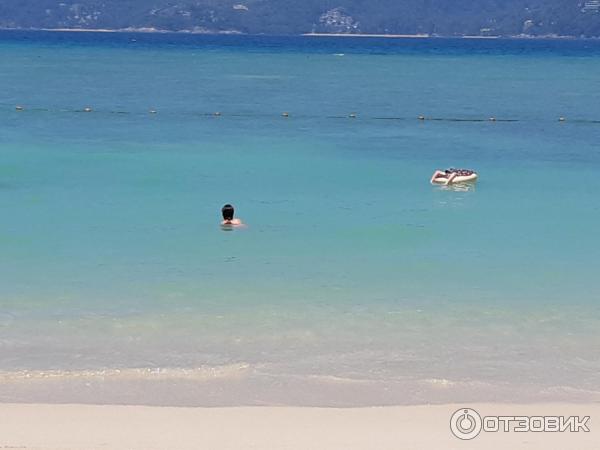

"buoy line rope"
[2, 104, 597, 124]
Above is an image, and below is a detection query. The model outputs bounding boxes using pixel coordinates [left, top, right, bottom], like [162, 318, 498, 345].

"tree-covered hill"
[1, 0, 599, 37]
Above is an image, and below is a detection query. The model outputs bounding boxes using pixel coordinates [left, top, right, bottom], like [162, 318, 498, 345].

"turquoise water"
[0, 32, 599, 405]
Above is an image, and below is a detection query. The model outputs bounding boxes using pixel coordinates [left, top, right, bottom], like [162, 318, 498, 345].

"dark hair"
[222, 204, 234, 220]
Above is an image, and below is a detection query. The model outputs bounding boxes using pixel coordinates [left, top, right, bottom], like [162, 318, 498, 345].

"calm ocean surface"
[0, 31, 599, 405]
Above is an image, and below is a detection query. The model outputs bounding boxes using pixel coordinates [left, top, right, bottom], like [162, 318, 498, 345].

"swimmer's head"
[222, 204, 235, 221]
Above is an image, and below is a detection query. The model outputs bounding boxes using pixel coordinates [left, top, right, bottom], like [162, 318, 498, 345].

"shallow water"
[0, 32, 599, 405]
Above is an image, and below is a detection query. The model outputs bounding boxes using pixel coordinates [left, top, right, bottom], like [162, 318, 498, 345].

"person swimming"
[430, 168, 476, 185]
[221, 204, 244, 227]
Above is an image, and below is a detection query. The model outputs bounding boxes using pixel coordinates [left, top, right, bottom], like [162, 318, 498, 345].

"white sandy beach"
[303, 32, 431, 38]
[0, 403, 597, 449]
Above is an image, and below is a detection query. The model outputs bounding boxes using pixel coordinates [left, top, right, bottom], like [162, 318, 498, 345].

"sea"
[0, 31, 599, 406]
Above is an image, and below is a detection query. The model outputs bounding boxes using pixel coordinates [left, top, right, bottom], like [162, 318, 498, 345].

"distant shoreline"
[0, 27, 595, 40]
[303, 32, 431, 39]
[302, 32, 584, 40]
[0, 27, 243, 35]
[303, 32, 501, 39]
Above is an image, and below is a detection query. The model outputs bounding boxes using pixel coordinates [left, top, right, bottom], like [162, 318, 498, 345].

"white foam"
[0, 364, 252, 382]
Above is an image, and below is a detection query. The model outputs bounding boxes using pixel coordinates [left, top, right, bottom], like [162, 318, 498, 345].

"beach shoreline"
[2, 366, 599, 407]
[0, 402, 597, 449]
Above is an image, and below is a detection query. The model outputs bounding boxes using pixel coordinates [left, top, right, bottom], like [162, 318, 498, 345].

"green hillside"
[1, 0, 599, 37]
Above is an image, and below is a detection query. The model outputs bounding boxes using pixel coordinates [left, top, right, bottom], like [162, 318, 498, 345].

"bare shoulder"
[221, 219, 245, 228]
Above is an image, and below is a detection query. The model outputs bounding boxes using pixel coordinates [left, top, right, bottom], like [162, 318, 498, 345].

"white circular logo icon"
[450, 408, 482, 440]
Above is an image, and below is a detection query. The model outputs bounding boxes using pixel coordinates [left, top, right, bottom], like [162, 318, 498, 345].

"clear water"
[0, 32, 599, 406]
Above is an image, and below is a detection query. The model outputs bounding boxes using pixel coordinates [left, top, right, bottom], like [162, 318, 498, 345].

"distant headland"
[1, 0, 599, 38]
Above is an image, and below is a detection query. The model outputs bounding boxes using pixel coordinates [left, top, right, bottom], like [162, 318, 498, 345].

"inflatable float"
[431, 171, 478, 184]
